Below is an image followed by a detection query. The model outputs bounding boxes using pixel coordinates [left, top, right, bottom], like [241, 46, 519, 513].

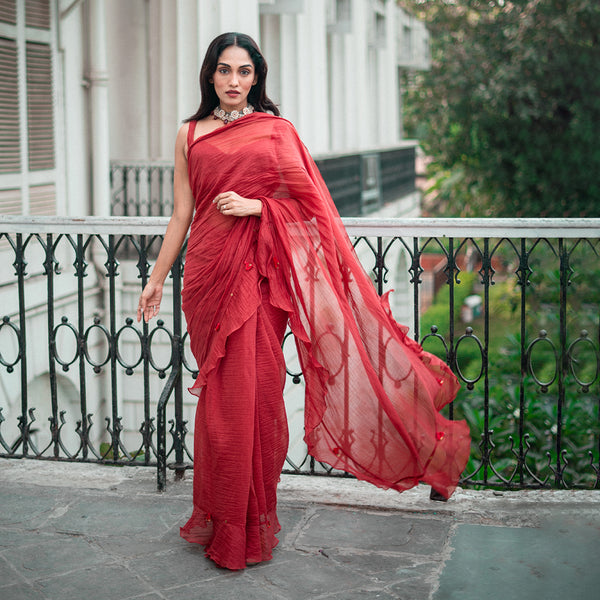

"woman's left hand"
[213, 191, 262, 217]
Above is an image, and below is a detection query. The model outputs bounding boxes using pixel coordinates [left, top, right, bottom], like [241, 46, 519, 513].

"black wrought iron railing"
[110, 161, 175, 218]
[1, 216, 599, 493]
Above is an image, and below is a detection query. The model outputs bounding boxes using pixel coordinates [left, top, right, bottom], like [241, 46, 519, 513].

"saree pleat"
[180, 285, 288, 570]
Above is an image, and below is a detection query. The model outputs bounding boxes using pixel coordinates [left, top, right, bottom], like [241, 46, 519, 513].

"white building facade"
[1, 0, 430, 216]
[0, 0, 430, 464]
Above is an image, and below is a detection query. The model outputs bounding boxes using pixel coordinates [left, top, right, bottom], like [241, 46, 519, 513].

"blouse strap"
[187, 120, 196, 148]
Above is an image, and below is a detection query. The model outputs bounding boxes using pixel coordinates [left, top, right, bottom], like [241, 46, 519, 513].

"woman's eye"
[219, 68, 228, 74]
[241, 70, 250, 76]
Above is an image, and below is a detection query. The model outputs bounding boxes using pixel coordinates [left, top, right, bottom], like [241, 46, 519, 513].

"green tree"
[400, 0, 600, 217]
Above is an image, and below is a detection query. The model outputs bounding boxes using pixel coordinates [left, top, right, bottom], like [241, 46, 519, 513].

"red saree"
[179, 112, 470, 570]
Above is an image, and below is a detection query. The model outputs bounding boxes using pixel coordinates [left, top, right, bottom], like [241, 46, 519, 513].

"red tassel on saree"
[179, 113, 470, 570]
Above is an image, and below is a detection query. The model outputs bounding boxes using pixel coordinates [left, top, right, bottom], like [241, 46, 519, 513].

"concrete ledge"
[1, 457, 597, 515]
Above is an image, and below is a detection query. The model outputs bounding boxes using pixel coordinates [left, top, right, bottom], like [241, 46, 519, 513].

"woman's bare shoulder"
[176, 122, 189, 143]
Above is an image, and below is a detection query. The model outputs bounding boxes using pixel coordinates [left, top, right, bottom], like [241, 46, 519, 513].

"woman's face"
[211, 45, 257, 112]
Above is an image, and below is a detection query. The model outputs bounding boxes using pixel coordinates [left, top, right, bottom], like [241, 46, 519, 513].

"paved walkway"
[0, 459, 598, 600]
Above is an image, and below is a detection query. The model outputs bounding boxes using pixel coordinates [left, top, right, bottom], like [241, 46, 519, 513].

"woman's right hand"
[137, 281, 163, 323]
[213, 191, 262, 217]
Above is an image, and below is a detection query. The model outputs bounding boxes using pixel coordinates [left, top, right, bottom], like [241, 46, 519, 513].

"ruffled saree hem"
[180, 508, 281, 570]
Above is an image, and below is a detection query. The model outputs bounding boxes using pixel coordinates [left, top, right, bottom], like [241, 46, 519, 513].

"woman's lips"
[226, 91, 239, 97]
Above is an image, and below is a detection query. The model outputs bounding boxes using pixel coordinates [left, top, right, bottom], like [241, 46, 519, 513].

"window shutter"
[29, 183, 55, 214]
[26, 41, 54, 171]
[0, 0, 55, 216]
[0, 187, 21, 214]
[25, 0, 50, 30]
[0, 0, 17, 25]
[0, 36, 20, 174]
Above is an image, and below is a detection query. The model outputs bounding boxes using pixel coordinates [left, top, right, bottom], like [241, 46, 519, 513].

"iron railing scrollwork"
[1, 217, 600, 492]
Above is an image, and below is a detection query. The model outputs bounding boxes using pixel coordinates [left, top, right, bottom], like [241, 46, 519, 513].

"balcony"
[1, 216, 599, 494]
[2, 458, 598, 599]
[109, 145, 417, 219]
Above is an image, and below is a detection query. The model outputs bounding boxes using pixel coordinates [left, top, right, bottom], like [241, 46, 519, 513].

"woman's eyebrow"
[217, 62, 253, 69]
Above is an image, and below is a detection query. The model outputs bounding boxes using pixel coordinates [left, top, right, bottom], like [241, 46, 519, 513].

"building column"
[279, 14, 299, 125]
[351, 0, 369, 149]
[88, 0, 110, 216]
[295, 0, 329, 154]
[259, 13, 282, 106]
[224, 0, 260, 40]
[197, 0, 261, 57]
[381, 1, 400, 145]
[328, 31, 345, 151]
[176, 0, 199, 123]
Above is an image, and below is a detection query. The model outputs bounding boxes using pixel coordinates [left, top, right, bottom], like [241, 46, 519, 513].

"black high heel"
[429, 487, 448, 502]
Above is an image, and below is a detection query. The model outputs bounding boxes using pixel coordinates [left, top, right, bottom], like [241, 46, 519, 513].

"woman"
[137, 32, 470, 571]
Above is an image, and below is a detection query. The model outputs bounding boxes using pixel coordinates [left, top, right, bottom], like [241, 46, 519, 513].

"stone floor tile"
[36, 564, 155, 600]
[160, 573, 283, 600]
[92, 531, 185, 560]
[0, 528, 55, 551]
[246, 553, 368, 600]
[0, 555, 23, 588]
[0, 488, 62, 529]
[4, 535, 105, 581]
[327, 551, 440, 586]
[317, 590, 397, 600]
[42, 495, 186, 538]
[297, 507, 452, 555]
[0, 582, 48, 600]
[389, 576, 437, 600]
[127, 544, 230, 590]
[276, 505, 311, 543]
[434, 517, 600, 600]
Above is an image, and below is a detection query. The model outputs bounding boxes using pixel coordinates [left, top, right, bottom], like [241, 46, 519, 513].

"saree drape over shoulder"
[179, 112, 470, 570]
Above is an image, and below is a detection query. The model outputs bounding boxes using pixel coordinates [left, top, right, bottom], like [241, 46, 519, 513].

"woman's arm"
[137, 125, 195, 323]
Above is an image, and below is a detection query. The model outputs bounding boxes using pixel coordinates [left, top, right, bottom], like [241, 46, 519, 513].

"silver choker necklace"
[212, 104, 254, 124]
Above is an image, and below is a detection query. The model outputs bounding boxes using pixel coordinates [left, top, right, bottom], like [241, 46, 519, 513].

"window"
[26, 41, 54, 171]
[375, 13, 386, 46]
[0, 0, 17, 25]
[0, 0, 56, 214]
[0, 35, 20, 174]
[403, 24, 412, 60]
[327, 0, 352, 34]
[369, 8, 386, 50]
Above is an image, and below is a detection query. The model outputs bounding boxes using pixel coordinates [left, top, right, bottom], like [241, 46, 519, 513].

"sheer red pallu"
[179, 112, 470, 570]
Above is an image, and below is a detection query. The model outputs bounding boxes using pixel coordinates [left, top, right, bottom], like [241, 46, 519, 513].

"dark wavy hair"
[184, 32, 279, 122]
